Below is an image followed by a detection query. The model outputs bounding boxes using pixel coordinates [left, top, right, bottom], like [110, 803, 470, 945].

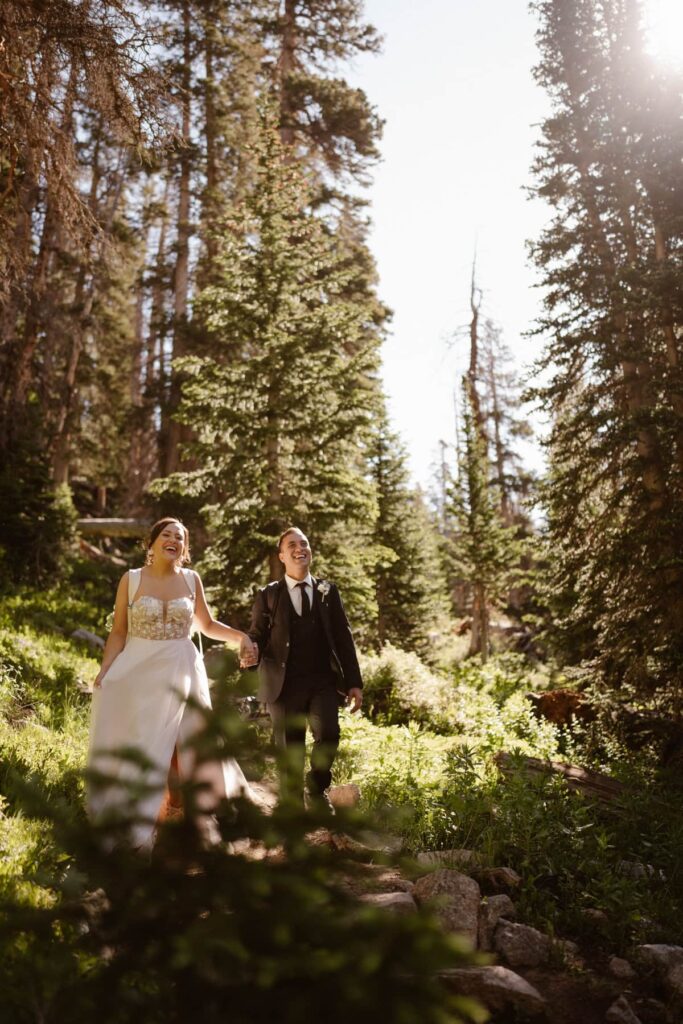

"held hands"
[346, 687, 363, 714]
[239, 634, 259, 669]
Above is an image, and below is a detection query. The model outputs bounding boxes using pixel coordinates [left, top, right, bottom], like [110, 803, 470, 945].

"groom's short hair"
[277, 526, 304, 551]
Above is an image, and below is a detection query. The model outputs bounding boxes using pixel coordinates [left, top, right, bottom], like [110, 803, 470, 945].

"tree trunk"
[469, 582, 489, 661]
[277, 0, 298, 150]
[51, 123, 104, 484]
[202, 8, 218, 269]
[162, 0, 193, 476]
[467, 257, 485, 438]
[486, 338, 513, 525]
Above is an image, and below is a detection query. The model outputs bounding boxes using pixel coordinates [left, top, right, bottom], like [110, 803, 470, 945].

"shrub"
[359, 644, 453, 731]
[0, 437, 77, 586]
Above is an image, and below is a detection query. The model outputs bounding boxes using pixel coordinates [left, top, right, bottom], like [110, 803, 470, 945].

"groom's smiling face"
[278, 529, 312, 579]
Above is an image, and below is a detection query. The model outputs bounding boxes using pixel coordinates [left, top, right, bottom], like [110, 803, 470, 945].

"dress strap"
[126, 569, 142, 639]
[181, 567, 196, 598]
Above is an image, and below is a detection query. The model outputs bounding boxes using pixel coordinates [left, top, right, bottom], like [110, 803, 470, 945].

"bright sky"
[347, 0, 551, 489]
[351, 0, 682, 491]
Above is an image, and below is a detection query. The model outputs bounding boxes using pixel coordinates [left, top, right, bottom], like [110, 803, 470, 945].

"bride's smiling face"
[149, 522, 186, 566]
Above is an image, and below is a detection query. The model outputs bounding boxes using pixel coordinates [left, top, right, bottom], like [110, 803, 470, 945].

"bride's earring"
[146, 549, 154, 566]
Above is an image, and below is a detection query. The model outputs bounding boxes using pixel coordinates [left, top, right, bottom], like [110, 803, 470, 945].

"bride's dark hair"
[145, 517, 191, 566]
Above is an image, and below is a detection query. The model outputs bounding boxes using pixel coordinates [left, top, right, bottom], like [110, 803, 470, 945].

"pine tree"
[0, 0, 167, 450]
[479, 319, 535, 528]
[449, 379, 521, 661]
[368, 409, 447, 656]
[155, 111, 382, 631]
[529, 0, 683, 704]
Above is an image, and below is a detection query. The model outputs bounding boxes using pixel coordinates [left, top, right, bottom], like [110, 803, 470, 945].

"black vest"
[285, 594, 332, 680]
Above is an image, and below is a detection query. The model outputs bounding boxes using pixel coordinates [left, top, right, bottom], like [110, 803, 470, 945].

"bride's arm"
[93, 573, 129, 688]
[191, 572, 257, 664]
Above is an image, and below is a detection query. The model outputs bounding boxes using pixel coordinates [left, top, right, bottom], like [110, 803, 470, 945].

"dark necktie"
[296, 581, 311, 617]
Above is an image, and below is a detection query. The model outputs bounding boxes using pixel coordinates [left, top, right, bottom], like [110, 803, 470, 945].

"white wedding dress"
[86, 568, 251, 848]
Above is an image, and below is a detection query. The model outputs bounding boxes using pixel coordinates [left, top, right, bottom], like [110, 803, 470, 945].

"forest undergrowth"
[1, 570, 682, 971]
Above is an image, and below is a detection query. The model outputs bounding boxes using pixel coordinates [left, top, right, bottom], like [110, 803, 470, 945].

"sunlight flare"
[644, 0, 683, 64]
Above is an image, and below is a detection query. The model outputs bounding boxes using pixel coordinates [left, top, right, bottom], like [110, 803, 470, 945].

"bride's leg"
[156, 746, 183, 824]
[174, 705, 224, 843]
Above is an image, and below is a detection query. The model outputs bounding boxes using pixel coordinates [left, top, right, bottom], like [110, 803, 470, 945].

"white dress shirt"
[285, 573, 313, 616]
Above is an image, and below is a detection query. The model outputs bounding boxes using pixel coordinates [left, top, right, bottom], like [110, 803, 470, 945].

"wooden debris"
[77, 518, 150, 538]
[78, 537, 127, 566]
[494, 751, 625, 803]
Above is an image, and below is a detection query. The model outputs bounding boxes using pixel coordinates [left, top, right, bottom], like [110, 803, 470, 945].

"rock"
[617, 859, 665, 882]
[416, 849, 479, 870]
[609, 956, 637, 981]
[637, 998, 668, 1021]
[494, 919, 552, 968]
[473, 866, 522, 894]
[438, 965, 546, 1016]
[478, 894, 516, 951]
[556, 938, 579, 956]
[555, 937, 584, 968]
[605, 995, 642, 1024]
[358, 892, 417, 914]
[581, 907, 609, 927]
[666, 962, 683, 999]
[329, 830, 403, 859]
[413, 870, 480, 944]
[356, 829, 403, 855]
[71, 628, 105, 650]
[328, 784, 361, 808]
[635, 944, 683, 976]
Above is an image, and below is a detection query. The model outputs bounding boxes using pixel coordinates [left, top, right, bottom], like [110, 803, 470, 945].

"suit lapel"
[278, 577, 290, 625]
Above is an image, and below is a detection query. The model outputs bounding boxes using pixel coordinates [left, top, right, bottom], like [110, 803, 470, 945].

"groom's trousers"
[268, 673, 340, 801]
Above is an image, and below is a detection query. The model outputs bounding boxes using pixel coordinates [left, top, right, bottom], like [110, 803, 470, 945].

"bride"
[86, 516, 258, 849]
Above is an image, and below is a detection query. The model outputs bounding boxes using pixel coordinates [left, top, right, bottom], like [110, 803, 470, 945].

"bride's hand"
[239, 635, 258, 668]
[93, 668, 109, 689]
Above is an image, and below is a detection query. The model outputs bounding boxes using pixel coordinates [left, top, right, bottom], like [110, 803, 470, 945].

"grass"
[1, 586, 682, 961]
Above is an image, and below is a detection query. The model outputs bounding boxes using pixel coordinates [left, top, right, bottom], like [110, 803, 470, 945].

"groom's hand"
[346, 688, 363, 714]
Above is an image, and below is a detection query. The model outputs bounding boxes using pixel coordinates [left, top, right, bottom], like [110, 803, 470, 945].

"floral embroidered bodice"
[130, 595, 194, 640]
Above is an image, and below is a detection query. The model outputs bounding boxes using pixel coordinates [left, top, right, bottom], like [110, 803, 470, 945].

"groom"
[248, 527, 363, 810]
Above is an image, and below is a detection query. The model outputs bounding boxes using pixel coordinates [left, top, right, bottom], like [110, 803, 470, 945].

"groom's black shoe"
[305, 788, 336, 817]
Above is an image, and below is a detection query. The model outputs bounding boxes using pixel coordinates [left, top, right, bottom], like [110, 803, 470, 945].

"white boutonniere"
[317, 580, 331, 602]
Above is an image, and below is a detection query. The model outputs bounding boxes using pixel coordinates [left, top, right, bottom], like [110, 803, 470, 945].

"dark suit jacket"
[248, 576, 363, 705]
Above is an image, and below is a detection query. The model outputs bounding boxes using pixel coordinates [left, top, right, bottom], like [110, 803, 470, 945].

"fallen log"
[77, 518, 150, 538]
[78, 537, 127, 566]
[494, 751, 624, 803]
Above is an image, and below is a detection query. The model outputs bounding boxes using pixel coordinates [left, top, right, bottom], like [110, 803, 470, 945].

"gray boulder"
[413, 869, 480, 945]
[494, 919, 552, 968]
[478, 894, 516, 951]
[416, 849, 479, 870]
[608, 956, 637, 981]
[473, 866, 522, 894]
[358, 892, 417, 914]
[605, 995, 642, 1024]
[666, 962, 683, 1000]
[635, 944, 683, 975]
[438, 965, 546, 1016]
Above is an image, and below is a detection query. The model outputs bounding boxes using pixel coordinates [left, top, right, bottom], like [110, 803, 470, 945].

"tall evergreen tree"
[529, 0, 683, 705]
[369, 409, 447, 656]
[449, 378, 520, 661]
[479, 319, 535, 529]
[0, 0, 167, 451]
[155, 112, 382, 632]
